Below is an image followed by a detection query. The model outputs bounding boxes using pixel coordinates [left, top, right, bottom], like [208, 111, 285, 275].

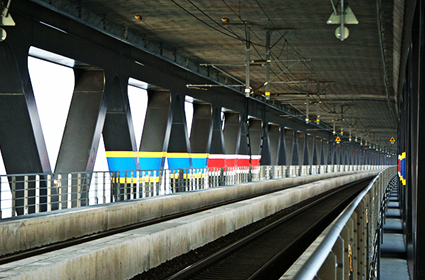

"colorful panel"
[237, 155, 251, 167]
[251, 155, 262, 166]
[106, 151, 138, 171]
[399, 152, 406, 185]
[138, 152, 166, 170]
[224, 155, 238, 168]
[208, 154, 226, 168]
[167, 152, 191, 170]
[106, 151, 138, 182]
[191, 153, 209, 169]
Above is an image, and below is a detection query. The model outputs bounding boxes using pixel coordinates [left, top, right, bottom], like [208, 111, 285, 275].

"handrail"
[293, 165, 397, 279]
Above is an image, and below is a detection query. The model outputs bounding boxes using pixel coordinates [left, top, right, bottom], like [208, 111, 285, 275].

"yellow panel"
[191, 153, 209, 158]
[138, 151, 167, 158]
[166, 152, 191, 158]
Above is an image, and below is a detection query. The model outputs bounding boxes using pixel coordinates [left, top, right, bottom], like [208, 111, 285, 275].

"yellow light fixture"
[135, 14, 142, 21]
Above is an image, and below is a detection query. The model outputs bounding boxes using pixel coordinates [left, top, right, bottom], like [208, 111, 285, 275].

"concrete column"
[284, 128, 294, 165]
[238, 113, 250, 166]
[330, 141, 336, 165]
[277, 126, 286, 165]
[55, 67, 106, 207]
[260, 123, 271, 166]
[307, 134, 315, 165]
[315, 137, 322, 165]
[0, 42, 51, 214]
[103, 76, 139, 171]
[334, 143, 340, 164]
[167, 94, 191, 169]
[261, 123, 280, 165]
[323, 140, 329, 165]
[190, 103, 213, 168]
[139, 90, 171, 170]
[296, 131, 306, 166]
[248, 118, 263, 166]
[341, 145, 347, 165]
[223, 111, 240, 167]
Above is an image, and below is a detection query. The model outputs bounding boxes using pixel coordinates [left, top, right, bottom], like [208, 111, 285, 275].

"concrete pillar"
[238, 113, 250, 166]
[55, 67, 106, 207]
[167, 94, 191, 169]
[307, 134, 315, 165]
[190, 103, 213, 168]
[248, 118, 263, 166]
[323, 140, 329, 165]
[139, 90, 171, 171]
[277, 126, 286, 165]
[103, 76, 140, 172]
[223, 111, 240, 167]
[0, 42, 51, 214]
[296, 131, 306, 166]
[315, 137, 322, 165]
[261, 123, 280, 165]
[284, 128, 294, 165]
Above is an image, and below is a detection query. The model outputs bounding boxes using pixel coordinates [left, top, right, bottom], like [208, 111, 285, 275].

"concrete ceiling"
[34, 0, 401, 149]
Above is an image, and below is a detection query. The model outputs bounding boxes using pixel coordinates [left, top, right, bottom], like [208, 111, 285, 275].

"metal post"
[24, 175, 28, 215]
[340, 0, 345, 41]
[306, 93, 310, 123]
[36, 175, 40, 213]
[77, 173, 81, 207]
[102, 172, 106, 203]
[136, 171, 140, 199]
[265, 30, 271, 100]
[11, 176, 15, 217]
[58, 174, 62, 210]
[47, 174, 51, 212]
[94, 173, 99, 204]
[245, 26, 251, 97]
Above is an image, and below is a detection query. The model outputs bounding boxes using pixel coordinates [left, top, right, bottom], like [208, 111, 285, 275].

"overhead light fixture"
[134, 14, 142, 21]
[0, 28, 6, 41]
[1, 0, 16, 42]
[327, 0, 358, 41]
[335, 26, 349, 40]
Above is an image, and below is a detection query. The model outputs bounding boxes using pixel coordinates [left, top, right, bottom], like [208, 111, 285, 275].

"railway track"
[162, 177, 373, 280]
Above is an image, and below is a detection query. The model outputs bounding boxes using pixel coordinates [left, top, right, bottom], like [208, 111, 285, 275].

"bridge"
[0, 0, 421, 279]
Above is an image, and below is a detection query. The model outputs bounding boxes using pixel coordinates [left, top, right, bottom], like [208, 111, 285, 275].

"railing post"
[24, 175, 29, 215]
[94, 173, 99, 205]
[102, 172, 106, 204]
[47, 174, 51, 212]
[77, 173, 82, 207]
[58, 174, 62, 210]
[36, 175, 40, 213]
[11, 176, 16, 217]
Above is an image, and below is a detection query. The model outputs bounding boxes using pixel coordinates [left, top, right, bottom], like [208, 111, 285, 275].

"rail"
[293, 165, 396, 280]
[0, 164, 386, 219]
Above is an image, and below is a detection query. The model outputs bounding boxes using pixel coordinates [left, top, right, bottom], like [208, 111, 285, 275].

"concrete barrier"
[0, 170, 378, 257]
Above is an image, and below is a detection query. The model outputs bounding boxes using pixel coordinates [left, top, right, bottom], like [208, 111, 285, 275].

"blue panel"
[192, 157, 209, 169]
[167, 157, 191, 170]
[139, 157, 163, 170]
[106, 157, 137, 171]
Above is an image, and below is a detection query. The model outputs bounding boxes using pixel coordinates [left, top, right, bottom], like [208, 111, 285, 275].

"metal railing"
[293, 166, 397, 280]
[0, 164, 386, 219]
